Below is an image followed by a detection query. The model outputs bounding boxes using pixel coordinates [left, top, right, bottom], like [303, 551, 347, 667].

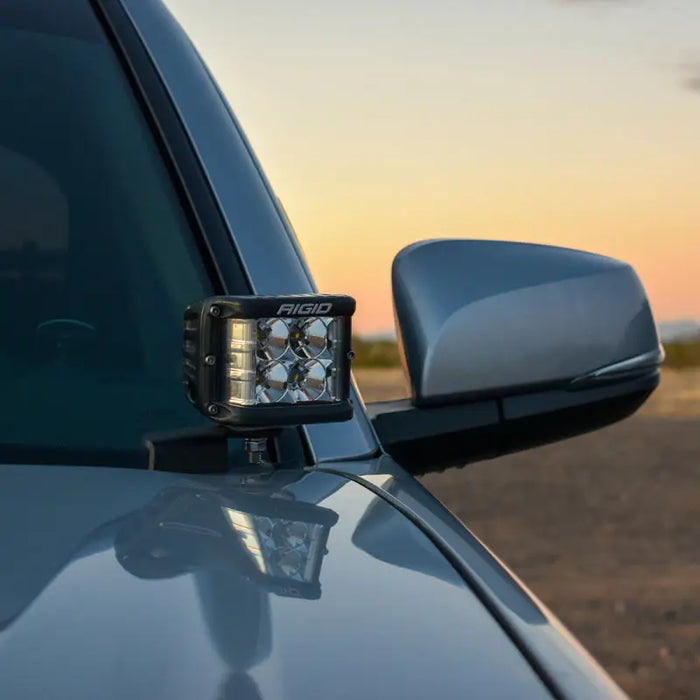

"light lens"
[224, 314, 345, 407]
[225, 319, 257, 406]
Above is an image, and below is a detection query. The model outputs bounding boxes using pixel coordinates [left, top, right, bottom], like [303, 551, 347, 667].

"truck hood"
[0, 464, 547, 699]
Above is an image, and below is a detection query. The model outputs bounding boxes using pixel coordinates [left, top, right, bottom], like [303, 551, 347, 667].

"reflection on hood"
[114, 485, 338, 671]
[115, 486, 338, 599]
[217, 673, 264, 700]
[0, 466, 338, 675]
[352, 478, 459, 585]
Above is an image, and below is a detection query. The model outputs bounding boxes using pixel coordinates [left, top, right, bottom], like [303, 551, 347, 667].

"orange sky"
[166, 0, 700, 334]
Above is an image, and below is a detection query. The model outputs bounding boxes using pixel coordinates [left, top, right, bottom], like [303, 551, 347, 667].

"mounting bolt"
[347, 349, 356, 360]
[244, 437, 268, 465]
[209, 305, 221, 317]
[204, 355, 216, 366]
[207, 404, 219, 416]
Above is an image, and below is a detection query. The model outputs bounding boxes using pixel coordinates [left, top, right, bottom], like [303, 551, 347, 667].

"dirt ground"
[354, 368, 700, 699]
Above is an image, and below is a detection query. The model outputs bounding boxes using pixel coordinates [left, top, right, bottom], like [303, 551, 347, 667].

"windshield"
[0, 1, 224, 466]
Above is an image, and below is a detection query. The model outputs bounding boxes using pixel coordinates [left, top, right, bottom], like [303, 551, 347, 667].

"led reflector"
[257, 318, 290, 360]
[224, 315, 342, 407]
[290, 318, 328, 359]
[257, 361, 289, 404]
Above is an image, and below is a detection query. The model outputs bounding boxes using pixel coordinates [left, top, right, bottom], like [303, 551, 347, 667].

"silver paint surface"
[392, 239, 661, 404]
[338, 459, 627, 700]
[0, 464, 548, 699]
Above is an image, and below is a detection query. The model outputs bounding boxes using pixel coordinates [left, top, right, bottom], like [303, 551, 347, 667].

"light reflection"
[115, 485, 338, 600]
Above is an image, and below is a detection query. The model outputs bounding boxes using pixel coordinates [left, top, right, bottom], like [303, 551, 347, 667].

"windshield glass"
[0, 1, 221, 466]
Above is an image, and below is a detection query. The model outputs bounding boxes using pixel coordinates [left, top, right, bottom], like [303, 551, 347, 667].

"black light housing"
[184, 295, 355, 428]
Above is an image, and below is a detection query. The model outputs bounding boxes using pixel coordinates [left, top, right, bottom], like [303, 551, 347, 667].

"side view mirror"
[369, 240, 663, 474]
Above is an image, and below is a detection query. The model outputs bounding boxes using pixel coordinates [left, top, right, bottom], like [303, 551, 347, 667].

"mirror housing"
[369, 240, 663, 473]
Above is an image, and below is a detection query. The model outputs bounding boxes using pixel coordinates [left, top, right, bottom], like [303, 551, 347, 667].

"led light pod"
[184, 295, 355, 427]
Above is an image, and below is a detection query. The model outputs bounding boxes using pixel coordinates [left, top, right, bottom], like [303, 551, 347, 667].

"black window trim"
[89, 0, 252, 298]
[82, 0, 309, 469]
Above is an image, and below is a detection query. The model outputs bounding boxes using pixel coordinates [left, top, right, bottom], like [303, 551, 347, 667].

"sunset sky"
[165, 0, 699, 335]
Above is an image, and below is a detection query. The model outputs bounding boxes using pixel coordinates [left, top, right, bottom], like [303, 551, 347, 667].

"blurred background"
[166, 1, 699, 696]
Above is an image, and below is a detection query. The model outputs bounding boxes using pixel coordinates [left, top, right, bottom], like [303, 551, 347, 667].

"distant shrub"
[352, 337, 401, 368]
[663, 340, 700, 369]
[351, 337, 700, 370]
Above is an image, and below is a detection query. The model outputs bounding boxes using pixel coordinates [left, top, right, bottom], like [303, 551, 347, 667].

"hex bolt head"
[244, 437, 267, 465]
[207, 404, 219, 415]
[347, 349, 356, 360]
[209, 306, 221, 317]
[204, 355, 216, 366]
